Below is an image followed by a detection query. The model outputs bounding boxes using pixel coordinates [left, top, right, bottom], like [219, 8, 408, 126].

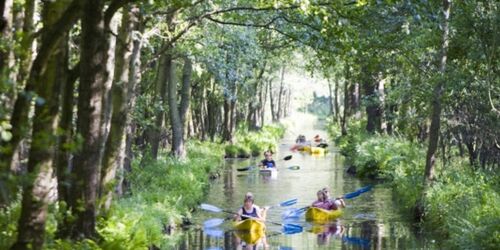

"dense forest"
[0, 0, 498, 249]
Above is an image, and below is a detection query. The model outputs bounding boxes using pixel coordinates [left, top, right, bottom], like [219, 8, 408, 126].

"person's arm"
[234, 208, 243, 221]
[334, 198, 345, 208]
[258, 205, 268, 221]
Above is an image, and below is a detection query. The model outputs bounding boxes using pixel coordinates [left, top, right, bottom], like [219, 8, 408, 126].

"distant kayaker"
[322, 187, 345, 210]
[235, 192, 268, 221]
[296, 135, 307, 144]
[259, 151, 276, 169]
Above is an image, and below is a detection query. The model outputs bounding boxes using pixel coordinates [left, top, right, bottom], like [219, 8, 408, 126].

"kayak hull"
[305, 207, 342, 223]
[259, 169, 278, 178]
[233, 218, 266, 232]
[310, 147, 326, 155]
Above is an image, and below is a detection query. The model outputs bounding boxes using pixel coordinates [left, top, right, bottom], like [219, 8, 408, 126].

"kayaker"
[235, 192, 268, 221]
[258, 151, 276, 169]
[322, 187, 346, 210]
[311, 189, 330, 210]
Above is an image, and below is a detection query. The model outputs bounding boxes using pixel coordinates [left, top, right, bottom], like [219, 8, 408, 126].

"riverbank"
[328, 120, 500, 249]
[0, 124, 287, 249]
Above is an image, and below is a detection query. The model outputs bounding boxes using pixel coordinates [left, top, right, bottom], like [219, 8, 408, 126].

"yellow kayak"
[305, 207, 342, 223]
[310, 147, 325, 155]
[233, 218, 266, 232]
[234, 230, 265, 245]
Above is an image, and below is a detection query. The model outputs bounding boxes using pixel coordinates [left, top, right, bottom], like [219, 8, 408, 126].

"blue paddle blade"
[279, 198, 298, 207]
[283, 224, 303, 234]
[200, 203, 222, 213]
[282, 207, 307, 219]
[288, 165, 300, 170]
[203, 218, 225, 228]
[342, 236, 370, 247]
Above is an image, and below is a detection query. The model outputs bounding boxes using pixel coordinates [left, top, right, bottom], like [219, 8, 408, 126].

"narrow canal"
[175, 113, 437, 249]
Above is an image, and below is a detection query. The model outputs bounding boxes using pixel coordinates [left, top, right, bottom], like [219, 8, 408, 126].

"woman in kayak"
[235, 192, 268, 221]
[259, 151, 276, 169]
[322, 187, 346, 210]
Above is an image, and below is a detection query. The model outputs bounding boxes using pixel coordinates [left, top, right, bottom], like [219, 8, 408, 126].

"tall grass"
[329, 121, 500, 249]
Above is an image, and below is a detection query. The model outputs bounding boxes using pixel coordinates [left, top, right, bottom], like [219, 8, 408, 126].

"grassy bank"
[328, 121, 500, 249]
[224, 124, 286, 158]
[1, 140, 225, 249]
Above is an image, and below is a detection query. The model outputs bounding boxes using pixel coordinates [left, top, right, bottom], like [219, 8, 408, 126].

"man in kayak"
[258, 151, 276, 169]
[311, 190, 330, 210]
[235, 192, 268, 221]
[322, 187, 345, 210]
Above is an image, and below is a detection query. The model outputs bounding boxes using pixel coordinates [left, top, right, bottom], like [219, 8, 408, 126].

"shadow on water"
[174, 114, 438, 249]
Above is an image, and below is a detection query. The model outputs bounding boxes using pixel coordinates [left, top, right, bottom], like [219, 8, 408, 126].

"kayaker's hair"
[244, 192, 254, 202]
[263, 150, 273, 156]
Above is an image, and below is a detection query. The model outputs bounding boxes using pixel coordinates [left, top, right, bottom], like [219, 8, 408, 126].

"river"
[174, 114, 437, 249]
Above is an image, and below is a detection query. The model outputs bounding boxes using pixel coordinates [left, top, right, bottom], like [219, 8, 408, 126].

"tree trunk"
[269, 80, 277, 122]
[55, 62, 78, 238]
[150, 52, 170, 160]
[99, 13, 119, 163]
[260, 79, 268, 127]
[119, 5, 142, 196]
[341, 63, 351, 136]
[328, 80, 335, 120]
[169, 56, 192, 158]
[364, 71, 381, 134]
[416, 0, 451, 221]
[334, 80, 340, 124]
[14, 0, 35, 92]
[100, 6, 133, 212]
[12, 1, 69, 248]
[69, 0, 107, 239]
[0, 0, 82, 190]
[277, 66, 285, 120]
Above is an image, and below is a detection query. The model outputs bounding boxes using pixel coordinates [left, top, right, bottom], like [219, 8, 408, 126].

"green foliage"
[98, 141, 223, 249]
[225, 124, 285, 158]
[0, 200, 20, 249]
[334, 121, 500, 249]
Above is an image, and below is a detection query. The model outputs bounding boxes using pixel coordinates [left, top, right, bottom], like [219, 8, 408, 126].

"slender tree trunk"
[150, 52, 170, 160]
[277, 66, 285, 120]
[269, 80, 277, 122]
[328, 80, 335, 120]
[334, 80, 340, 124]
[69, 0, 108, 239]
[260, 79, 268, 127]
[100, 6, 133, 212]
[364, 71, 381, 133]
[15, 0, 35, 91]
[341, 63, 351, 135]
[416, 0, 451, 221]
[169, 56, 192, 158]
[54, 63, 78, 238]
[120, 5, 142, 195]
[12, 1, 69, 248]
[99, 14, 119, 163]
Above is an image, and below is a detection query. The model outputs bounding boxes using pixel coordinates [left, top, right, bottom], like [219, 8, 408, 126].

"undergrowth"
[224, 123, 285, 158]
[328, 120, 500, 249]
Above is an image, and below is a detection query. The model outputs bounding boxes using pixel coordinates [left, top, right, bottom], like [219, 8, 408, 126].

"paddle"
[236, 155, 293, 172]
[200, 203, 303, 233]
[203, 198, 297, 227]
[282, 185, 373, 219]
